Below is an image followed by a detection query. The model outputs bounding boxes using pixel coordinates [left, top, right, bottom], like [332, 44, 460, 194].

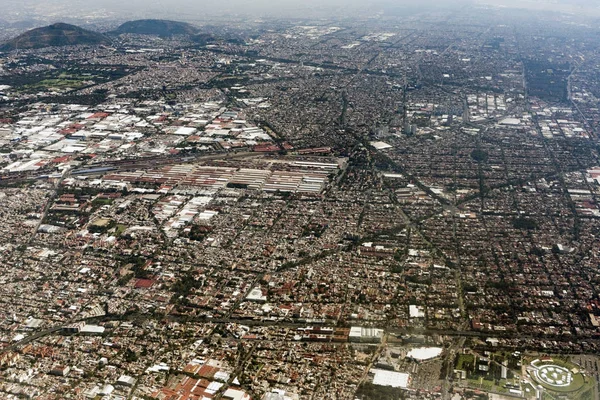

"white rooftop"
[173, 126, 197, 136]
[409, 305, 425, 318]
[370, 141, 393, 150]
[372, 369, 410, 388]
[499, 118, 521, 126]
[406, 347, 443, 361]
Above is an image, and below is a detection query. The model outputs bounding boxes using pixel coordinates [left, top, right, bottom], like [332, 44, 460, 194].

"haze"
[4, 0, 600, 23]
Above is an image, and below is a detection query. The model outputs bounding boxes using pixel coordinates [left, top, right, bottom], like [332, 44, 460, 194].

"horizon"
[1, 0, 599, 25]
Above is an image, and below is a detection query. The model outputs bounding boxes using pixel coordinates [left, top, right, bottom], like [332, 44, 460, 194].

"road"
[356, 333, 389, 391]
[442, 336, 466, 400]
[214, 342, 257, 400]
[26, 166, 71, 243]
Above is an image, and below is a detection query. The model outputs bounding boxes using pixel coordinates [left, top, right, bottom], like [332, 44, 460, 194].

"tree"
[513, 217, 537, 230]
[471, 149, 489, 162]
[123, 348, 138, 362]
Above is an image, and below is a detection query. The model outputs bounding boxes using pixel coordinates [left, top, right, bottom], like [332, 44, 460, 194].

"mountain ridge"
[0, 22, 110, 51]
[112, 19, 199, 37]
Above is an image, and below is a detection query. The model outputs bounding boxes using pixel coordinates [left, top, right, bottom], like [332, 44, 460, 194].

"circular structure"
[528, 359, 585, 393]
[534, 364, 573, 388]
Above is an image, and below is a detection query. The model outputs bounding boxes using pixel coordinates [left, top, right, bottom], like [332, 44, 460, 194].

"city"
[0, 2, 599, 400]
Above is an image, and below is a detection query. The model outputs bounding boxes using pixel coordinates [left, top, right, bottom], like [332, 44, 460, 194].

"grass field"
[25, 78, 86, 91]
[535, 370, 584, 393]
[528, 357, 595, 397]
[456, 354, 475, 371]
[115, 224, 128, 236]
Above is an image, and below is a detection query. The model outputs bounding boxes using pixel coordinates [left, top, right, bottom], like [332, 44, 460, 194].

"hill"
[192, 32, 217, 46]
[113, 19, 198, 37]
[0, 23, 110, 51]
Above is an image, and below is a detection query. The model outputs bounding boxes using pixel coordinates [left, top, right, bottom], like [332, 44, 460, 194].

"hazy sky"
[3, 0, 600, 22]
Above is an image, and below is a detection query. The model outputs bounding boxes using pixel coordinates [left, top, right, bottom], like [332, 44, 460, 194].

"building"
[349, 326, 384, 343]
[371, 369, 410, 388]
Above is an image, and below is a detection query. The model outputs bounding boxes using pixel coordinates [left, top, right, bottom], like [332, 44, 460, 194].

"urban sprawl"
[0, 5, 599, 400]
